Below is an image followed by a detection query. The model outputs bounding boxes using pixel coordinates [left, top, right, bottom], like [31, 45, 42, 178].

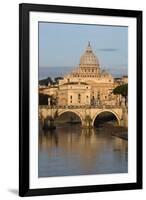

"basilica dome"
[79, 42, 100, 67]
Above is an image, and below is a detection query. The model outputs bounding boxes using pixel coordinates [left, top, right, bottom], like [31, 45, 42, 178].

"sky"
[39, 22, 128, 74]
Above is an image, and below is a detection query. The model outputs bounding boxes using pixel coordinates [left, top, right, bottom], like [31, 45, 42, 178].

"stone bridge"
[39, 105, 127, 127]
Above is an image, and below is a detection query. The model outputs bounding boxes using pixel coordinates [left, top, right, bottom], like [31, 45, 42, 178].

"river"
[38, 124, 128, 177]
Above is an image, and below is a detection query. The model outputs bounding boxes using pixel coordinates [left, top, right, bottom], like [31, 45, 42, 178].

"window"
[70, 96, 72, 103]
[78, 94, 81, 103]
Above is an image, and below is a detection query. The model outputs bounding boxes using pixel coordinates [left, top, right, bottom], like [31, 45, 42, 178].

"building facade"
[39, 42, 127, 107]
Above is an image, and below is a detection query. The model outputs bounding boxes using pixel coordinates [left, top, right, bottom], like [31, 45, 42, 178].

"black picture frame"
[19, 3, 143, 197]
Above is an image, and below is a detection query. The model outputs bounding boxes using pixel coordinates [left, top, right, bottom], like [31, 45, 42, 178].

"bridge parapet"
[39, 105, 122, 109]
[39, 104, 125, 127]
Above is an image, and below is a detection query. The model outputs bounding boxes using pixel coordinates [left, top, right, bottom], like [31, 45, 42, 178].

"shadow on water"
[94, 111, 119, 127]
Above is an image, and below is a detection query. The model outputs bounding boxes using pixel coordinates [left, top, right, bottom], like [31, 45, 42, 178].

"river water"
[38, 124, 128, 177]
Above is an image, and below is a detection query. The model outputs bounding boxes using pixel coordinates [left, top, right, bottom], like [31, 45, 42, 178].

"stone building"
[39, 42, 127, 107]
[57, 82, 91, 106]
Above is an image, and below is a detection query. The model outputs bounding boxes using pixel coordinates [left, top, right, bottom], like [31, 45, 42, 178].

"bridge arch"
[92, 109, 121, 126]
[57, 110, 83, 125]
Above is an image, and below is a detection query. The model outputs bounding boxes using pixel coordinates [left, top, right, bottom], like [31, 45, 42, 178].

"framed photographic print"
[19, 3, 142, 197]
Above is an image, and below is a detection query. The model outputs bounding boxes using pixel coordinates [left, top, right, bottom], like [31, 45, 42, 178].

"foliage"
[113, 84, 128, 97]
[39, 76, 63, 86]
[39, 77, 53, 86]
[54, 77, 63, 84]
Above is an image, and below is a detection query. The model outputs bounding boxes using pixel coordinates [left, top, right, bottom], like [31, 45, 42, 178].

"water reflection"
[38, 124, 128, 177]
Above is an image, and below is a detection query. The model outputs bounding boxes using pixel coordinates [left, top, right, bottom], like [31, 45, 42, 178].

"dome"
[79, 42, 100, 67]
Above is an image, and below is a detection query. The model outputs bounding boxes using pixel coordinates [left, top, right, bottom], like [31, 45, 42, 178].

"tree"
[47, 77, 53, 84]
[39, 77, 53, 86]
[54, 77, 63, 84]
[113, 84, 128, 98]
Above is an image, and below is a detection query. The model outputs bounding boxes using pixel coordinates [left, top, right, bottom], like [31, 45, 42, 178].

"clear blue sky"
[39, 22, 128, 73]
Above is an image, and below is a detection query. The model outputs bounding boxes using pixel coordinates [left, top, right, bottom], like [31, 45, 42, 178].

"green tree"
[54, 77, 63, 84]
[113, 84, 128, 98]
[39, 77, 53, 86]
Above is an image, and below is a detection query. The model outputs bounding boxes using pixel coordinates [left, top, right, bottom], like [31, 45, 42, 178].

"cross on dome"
[86, 41, 92, 52]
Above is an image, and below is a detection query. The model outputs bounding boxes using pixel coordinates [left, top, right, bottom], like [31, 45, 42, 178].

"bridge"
[39, 105, 128, 128]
